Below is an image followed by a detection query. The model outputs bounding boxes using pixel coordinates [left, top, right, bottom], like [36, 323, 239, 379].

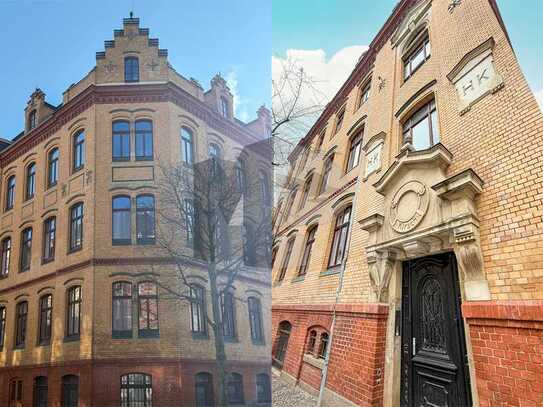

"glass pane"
[411, 47, 425, 71]
[411, 116, 430, 150]
[431, 109, 440, 144]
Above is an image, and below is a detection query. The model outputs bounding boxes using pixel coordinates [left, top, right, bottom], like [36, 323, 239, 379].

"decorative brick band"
[272, 302, 389, 318]
[462, 300, 543, 328]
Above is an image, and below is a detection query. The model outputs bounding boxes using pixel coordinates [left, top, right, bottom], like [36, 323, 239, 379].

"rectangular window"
[69, 203, 84, 252]
[5, 175, 15, 211]
[66, 286, 81, 339]
[9, 379, 23, 403]
[334, 109, 345, 134]
[43, 217, 56, 262]
[0, 306, 5, 350]
[221, 292, 236, 341]
[48, 148, 59, 188]
[112, 196, 132, 245]
[135, 120, 153, 160]
[113, 282, 133, 338]
[38, 294, 53, 345]
[277, 238, 295, 282]
[319, 155, 334, 194]
[298, 176, 312, 211]
[73, 131, 85, 172]
[20, 228, 32, 272]
[248, 297, 264, 344]
[282, 189, 297, 224]
[402, 99, 439, 150]
[124, 57, 139, 82]
[190, 285, 207, 336]
[138, 282, 159, 337]
[61, 375, 79, 407]
[136, 195, 155, 244]
[346, 131, 363, 172]
[112, 121, 131, 161]
[359, 81, 371, 107]
[298, 226, 317, 276]
[1, 237, 11, 278]
[25, 163, 36, 200]
[403, 33, 431, 80]
[15, 301, 27, 348]
[328, 206, 352, 268]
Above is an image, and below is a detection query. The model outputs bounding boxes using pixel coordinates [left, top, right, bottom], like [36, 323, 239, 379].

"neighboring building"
[272, 0, 543, 406]
[0, 17, 272, 406]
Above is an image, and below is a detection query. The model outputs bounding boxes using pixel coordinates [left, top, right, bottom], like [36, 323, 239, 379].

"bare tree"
[149, 152, 271, 406]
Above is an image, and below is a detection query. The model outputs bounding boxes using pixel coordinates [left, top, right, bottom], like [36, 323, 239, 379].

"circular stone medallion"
[389, 180, 429, 233]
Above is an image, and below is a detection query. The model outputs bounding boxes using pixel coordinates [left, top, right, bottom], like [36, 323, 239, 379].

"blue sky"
[0, 0, 271, 139]
[273, 0, 543, 105]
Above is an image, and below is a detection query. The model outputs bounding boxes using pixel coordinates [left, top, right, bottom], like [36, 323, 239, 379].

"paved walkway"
[272, 373, 317, 407]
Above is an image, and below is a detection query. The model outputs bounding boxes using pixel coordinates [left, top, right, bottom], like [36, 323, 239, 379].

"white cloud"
[535, 87, 543, 111]
[225, 70, 251, 122]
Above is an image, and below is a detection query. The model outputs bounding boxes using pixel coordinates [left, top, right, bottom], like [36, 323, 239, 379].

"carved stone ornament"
[389, 180, 429, 233]
[367, 251, 397, 303]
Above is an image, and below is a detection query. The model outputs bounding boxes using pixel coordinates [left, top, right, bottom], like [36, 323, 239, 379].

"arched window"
[112, 281, 133, 338]
[403, 30, 431, 80]
[136, 195, 155, 244]
[298, 175, 312, 211]
[1, 237, 11, 277]
[195, 372, 214, 407]
[112, 120, 130, 161]
[66, 286, 81, 339]
[48, 147, 59, 187]
[328, 206, 352, 268]
[5, 175, 15, 210]
[124, 57, 140, 82]
[256, 373, 271, 403]
[220, 96, 229, 118]
[318, 332, 329, 359]
[299, 225, 318, 276]
[120, 373, 152, 407]
[20, 227, 32, 272]
[135, 120, 153, 161]
[138, 282, 159, 337]
[307, 330, 317, 354]
[28, 109, 37, 130]
[72, 130, 85, 172]
[221, 291, 236, 341]
[25, 162, 36, 200]
[402, 99, 439, 151]
[34, 376, 48, 407]
[259, 170, 270, 205]
[43, 216, 56, 262]
[346, 130, 363, 172]
[248, 297, 263, 344]
[190, 284, 206, 336]
[181, 127, 194, 164]
[272, 321, 292, 369]
[209, 143, 221, 175]
[0, 306, 6, 350]
[15, 301, 28, 348]
[38, 294, 53, 345]
[282, 188, 298, 224]
[334, 108, 345, 134]
[61, 375, 79, 407]
[319, 154, 334, 194]
[112, 196, 132, 245]
[226, 373, 244, 405]
[69, 203, 84, 251]
[277, 237, 295, 282]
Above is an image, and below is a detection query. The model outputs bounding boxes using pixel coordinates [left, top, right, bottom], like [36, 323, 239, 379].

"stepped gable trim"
[276, 177, 357, 237]
[272, 303, 389, 317]
[288, 0, 507, 163]
[0, 82, 262, 167]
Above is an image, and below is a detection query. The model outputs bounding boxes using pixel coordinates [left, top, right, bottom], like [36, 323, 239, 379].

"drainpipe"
[317, 174, 363, 407]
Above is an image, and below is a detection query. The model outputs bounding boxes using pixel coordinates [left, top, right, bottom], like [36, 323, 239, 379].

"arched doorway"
[272, 321, 292, 369]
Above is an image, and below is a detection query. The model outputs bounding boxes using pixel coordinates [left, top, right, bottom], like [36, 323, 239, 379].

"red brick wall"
[463, 301, 543, 407]
[272, 303, 389, 406]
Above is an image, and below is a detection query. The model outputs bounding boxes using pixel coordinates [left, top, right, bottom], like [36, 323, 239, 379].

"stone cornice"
[1, 82, 264, 167]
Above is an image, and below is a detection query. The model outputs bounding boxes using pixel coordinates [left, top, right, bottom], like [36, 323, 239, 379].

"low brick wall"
[272, 303, 389, 407]
[463, 300, 543, 407]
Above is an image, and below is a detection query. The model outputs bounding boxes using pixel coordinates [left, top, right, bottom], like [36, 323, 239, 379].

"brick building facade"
[271, 0, 543, 406]
[0, 17, 272, 406]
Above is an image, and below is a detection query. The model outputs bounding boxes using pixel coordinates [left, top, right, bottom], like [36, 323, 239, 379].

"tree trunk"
[209, 262, 228, 406]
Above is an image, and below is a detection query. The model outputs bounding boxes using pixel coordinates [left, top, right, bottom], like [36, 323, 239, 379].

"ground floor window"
[226, 373, 244, 405]
[33, 376, 48, 407]
[61, 375, 78, 407]
[256, 373, 271, 403]
[120, 373, 153, 407]
[9, 378, 23, 405]
[195, 372, 214, 407]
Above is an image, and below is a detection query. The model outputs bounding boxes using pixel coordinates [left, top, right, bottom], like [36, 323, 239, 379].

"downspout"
[317, 174, 363, 406]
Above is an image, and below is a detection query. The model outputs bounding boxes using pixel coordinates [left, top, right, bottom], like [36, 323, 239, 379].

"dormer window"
[124, 57, 139, 82]
[403, 31, 431, 80]
[220, 96, 229, 118]
[28, 110, 37, 131]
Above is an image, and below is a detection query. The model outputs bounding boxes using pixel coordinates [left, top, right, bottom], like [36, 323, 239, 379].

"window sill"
[303, 353, 324, 370]
[113, 157, 131, 162]
[64, 335, 80, 343]
[72, 167, 84, 175]
[37, 341, 51, 347]
[138, 330, 160, 339]
[191, 332, 209, 340]
[251, 339, 266, 346]
[224, 337, 239, 344]
[112, 240, 132, 246]
[112, 331, 133, 339]
[14, 345, 25, 350]
[19, 268, 30, 273]
[320, 267, 341, 277]
[135, 157, 154, 162]
[41, 257, 55, 265]
[68, 246, 83, 255]
[291, 275, 305, 283]
[137, 239, 156, 246]
[47, 183, 58, 190]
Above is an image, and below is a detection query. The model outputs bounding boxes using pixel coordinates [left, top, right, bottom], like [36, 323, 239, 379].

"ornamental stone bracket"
[359, 144, 491, 301]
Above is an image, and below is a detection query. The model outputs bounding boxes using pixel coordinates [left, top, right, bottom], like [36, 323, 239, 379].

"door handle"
[412, 337, 416, 355]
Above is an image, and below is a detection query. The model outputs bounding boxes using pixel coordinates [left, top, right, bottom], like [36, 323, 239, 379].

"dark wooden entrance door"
[401, 253, 472, 407]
